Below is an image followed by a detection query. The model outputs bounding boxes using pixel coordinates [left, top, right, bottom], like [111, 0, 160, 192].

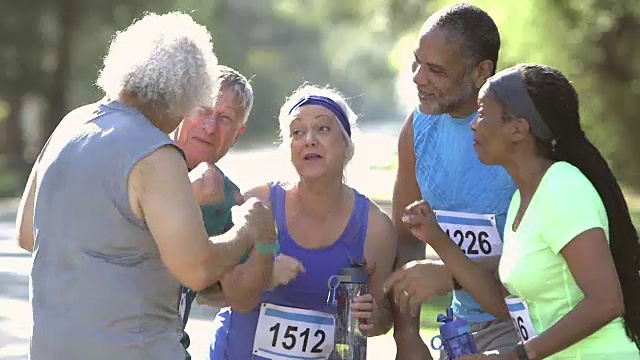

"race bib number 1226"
[434, 210, 503, 259]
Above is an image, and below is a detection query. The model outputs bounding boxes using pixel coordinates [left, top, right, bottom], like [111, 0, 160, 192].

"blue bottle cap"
[437, 308, 471, 341]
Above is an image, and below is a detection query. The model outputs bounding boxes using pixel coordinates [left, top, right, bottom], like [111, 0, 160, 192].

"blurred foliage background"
[1, 0, 639, 196]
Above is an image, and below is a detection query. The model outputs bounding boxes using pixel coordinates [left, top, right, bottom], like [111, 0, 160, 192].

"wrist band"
[255, 239, 280, 255]
[515, 342, 530, 360]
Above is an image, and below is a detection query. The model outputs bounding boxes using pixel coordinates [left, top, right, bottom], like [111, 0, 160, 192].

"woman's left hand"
[350, 294, 378, 333]
[402, 200, 448, 247]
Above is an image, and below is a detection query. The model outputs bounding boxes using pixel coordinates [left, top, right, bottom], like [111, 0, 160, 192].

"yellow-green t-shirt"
[499, 162, 639, 359]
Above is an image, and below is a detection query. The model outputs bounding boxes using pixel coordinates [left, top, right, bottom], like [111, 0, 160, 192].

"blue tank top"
[413, 108, 516, 323]
[209, 182, 370, 359]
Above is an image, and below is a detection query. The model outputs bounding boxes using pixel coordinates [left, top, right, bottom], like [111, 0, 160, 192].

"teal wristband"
[255, 239, 280, 255]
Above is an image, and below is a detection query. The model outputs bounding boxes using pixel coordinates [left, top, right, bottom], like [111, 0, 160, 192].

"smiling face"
[174, 89, 246, 169]
[287, 104, 348, 181]
[412, 27, 480, 117]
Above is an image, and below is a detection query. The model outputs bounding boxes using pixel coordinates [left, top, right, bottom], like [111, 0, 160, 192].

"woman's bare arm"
[522, 228, 624, 359]
[200, 185, 275, 312]
[363, 202, 398, 336]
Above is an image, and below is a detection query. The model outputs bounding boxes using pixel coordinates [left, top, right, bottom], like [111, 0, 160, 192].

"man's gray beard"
[421, 76, 478, 116]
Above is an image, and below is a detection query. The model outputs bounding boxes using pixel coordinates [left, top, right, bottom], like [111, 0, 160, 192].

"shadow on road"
[0, 270, 29, 301]
[1, 252, 31, 258]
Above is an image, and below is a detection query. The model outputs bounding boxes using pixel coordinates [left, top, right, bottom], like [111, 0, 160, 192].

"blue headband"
[288, 95, 351, 137]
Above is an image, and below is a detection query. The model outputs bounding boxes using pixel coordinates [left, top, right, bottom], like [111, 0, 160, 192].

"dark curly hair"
[520, 63, 640, 349]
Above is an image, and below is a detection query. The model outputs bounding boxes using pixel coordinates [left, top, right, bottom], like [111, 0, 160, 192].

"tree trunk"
[45, 0, 79, 138]
[4, 91, 28, 184]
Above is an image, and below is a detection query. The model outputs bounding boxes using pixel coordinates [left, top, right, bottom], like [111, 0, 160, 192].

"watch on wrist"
[255, 238, 280, 255]
[515, 341, 530, 360]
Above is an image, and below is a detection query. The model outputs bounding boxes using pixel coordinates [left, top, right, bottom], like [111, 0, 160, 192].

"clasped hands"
[192, 170, 445, 334]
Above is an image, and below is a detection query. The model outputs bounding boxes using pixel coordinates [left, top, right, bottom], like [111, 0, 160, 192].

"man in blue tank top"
[388, 4, 519, 359]
[171, 65, 254, 360]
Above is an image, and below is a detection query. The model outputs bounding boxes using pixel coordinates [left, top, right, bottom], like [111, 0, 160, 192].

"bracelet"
[255, 239, 280, 255]
[515, 342, 530, 360]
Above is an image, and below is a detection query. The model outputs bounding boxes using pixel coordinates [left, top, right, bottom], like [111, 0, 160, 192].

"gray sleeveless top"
[30, 99, 185, 359]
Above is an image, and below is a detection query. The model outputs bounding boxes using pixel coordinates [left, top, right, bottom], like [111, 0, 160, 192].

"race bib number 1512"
[253, 303, 335, 360]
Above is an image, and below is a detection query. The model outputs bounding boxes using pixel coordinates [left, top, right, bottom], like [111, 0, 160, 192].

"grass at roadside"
[411, 296, 453, 351]
[420, 295, 453, 330]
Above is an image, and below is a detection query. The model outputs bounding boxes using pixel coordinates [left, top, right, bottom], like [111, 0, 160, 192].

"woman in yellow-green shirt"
[399, 64, 640, 359]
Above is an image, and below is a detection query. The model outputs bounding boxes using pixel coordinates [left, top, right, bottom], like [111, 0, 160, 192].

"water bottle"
[430, 308, 478, 359]
[326, 258, 368, 360]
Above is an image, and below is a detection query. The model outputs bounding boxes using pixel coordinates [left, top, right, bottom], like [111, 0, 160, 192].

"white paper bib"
[506, 296, 538, 341]
[179, 290, 187, 321]
[435, 210, 503, 258]
[253, 303, 335, 360]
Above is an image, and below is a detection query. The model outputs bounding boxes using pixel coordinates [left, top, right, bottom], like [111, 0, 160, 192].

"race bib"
[506, 296, 538, 342]
[253, 303, 335, 360]
[179, 290, 187, 320]
[434, 210, 502, 258]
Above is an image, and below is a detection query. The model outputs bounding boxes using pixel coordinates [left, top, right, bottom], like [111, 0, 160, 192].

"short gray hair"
[421, 4, 500, 74]
[96, 12, 219, 117]
[218, 65, 253, 123]
[278, 83, 358, 164]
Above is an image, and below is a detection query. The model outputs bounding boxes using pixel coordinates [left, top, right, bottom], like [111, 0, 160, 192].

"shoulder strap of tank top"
[268, 182, 288, 235]
[412, 107, 431, 138]
[355, 191, 370, 246]
[342, 189, 370, 248]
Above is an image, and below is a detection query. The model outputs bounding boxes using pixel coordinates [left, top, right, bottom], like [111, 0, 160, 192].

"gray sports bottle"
[326, 259, 369, 360]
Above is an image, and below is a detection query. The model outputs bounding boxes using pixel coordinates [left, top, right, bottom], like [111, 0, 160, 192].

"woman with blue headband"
[203, 83, 398, 360]
[396, 64, 640, 359]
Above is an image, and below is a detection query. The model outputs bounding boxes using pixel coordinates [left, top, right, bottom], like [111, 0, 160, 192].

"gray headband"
[487, 68, 555, 142]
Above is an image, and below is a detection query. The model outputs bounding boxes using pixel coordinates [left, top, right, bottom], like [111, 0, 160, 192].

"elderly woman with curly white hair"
[15, 12, 276, 360]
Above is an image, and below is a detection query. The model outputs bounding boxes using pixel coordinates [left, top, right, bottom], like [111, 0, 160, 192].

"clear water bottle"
[430, 308, 478, 359]
[326, 259, 368, 360]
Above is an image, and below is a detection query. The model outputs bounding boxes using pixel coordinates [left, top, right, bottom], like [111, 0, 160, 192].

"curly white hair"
[96, 12, 219, 117]
[278, 83, 358, 164]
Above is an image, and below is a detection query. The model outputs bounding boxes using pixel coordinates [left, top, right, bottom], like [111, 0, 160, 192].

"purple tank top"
[209, 182, 369, 359]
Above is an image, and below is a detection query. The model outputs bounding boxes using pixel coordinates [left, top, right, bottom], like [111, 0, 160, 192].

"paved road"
[0, 198, 437, 359]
